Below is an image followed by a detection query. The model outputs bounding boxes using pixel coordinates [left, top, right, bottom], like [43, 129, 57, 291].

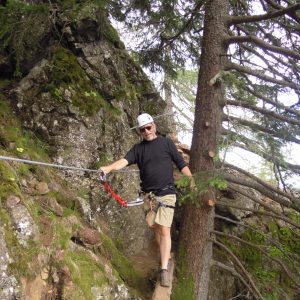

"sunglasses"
[140, 125, 152, 133]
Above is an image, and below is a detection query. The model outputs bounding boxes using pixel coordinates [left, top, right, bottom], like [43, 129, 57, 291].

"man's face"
[139, 122, 157, 141]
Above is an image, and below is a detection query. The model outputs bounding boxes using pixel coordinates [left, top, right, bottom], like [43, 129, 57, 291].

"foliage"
[109, 0, 203, 75]
[176, 172, 227, 207]
[0, 0, 50, 76]
[221, 220, 300, 299]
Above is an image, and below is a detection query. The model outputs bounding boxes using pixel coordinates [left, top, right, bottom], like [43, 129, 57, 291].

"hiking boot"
[160, 269, 170, 287]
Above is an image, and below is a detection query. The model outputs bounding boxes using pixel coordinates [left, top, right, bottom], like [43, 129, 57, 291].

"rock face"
[0, 223, 19, 300]
[10, 10, 169, 258]
[6, 199, 39, 247]
[0, 3, 169, 299]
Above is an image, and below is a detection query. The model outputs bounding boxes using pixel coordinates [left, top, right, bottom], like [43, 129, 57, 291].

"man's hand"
[99, 158, 129, 175]
[99, 166, 111, 174]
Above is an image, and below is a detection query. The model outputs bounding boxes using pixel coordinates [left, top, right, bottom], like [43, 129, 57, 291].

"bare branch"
[215, 214, 300, 261]
[211, 239, 264, 300]
[240, 44, 298, 85]
[242, 86, 300, 118]
[223, 174, 300, 212]
[264, 0, 300, 23]
[212, 230, 300, 289]
[223, 162, 298, 201]
[211, 259, 254, 295]
[222, 114, 300, 144]
[217, 201, 300, 230]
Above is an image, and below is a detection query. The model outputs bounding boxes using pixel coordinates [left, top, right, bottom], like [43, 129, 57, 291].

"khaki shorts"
[143, 194, 176, 228]
[155, 194, 176, 227]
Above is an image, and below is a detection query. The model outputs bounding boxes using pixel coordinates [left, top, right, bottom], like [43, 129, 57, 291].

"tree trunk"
[179, 0, 228, 299]
[163, 46, 177, 140]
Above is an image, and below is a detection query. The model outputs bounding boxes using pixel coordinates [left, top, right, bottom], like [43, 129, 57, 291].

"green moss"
[64, 249, 106, 300]
[0, 79, 11, 89]
[113, 83, 139, 103]
[0, 94, 49, 161]
[48, 191, 80, 214]
[102, 20, 123, 46]
[0, 208, 39, 277]
[53, 222, 72, 249]
[142, 100, 161, 117]
[172, 246, 195, 300]
[43, 46, 121, 117]
[100, 233, 142, 288]
[0, 161, 21, 201]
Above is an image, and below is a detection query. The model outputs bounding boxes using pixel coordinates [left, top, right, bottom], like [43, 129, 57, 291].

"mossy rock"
[0, 208, 40, 277]
[43, 46, 121, 117]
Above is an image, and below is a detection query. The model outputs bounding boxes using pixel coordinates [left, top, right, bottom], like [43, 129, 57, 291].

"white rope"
[0, 155, 137, 173]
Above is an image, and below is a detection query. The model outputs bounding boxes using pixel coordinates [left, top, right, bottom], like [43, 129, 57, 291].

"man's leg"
[154, 225, 171, 270]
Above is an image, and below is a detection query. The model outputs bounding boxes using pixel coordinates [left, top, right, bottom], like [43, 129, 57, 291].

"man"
[100, 113, 193, 287]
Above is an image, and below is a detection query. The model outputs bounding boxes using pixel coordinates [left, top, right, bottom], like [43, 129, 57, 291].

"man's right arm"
[100, 158, 129, 174]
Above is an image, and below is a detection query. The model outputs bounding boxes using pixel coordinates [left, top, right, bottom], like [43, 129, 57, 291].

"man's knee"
[159, 225, 170, 238]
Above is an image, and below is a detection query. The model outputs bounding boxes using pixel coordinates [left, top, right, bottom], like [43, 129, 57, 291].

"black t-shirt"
[124, 136, 187, 196]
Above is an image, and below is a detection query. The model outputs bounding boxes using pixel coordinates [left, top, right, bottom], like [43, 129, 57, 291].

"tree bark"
[179, 0, 228, 299]
[163, 47, 177, 139]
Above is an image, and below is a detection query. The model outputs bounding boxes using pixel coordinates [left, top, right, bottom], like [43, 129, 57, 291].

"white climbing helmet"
[137, 113, 154, 128]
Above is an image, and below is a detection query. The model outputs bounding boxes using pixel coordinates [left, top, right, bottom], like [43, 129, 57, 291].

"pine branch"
[222, 114, 300, 144]
[225, 62, 299, 90]
[159, 0, 207, 49]
[210, 239, 264, 300]
[226, 35, 300, 60]
[212, 230, 300, 289]
[228, 3, 300, 25]
[224, 99, 300, 126]
[241, 86, 300, 118]
[264, 0, 300, 23]
[234, 142, 300, 175]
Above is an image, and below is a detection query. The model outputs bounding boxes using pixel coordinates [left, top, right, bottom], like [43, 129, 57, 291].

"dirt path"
[129, 238, 175, 300]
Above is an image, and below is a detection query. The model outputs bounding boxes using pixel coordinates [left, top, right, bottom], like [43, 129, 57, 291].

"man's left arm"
[167, 138, 195, 188]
